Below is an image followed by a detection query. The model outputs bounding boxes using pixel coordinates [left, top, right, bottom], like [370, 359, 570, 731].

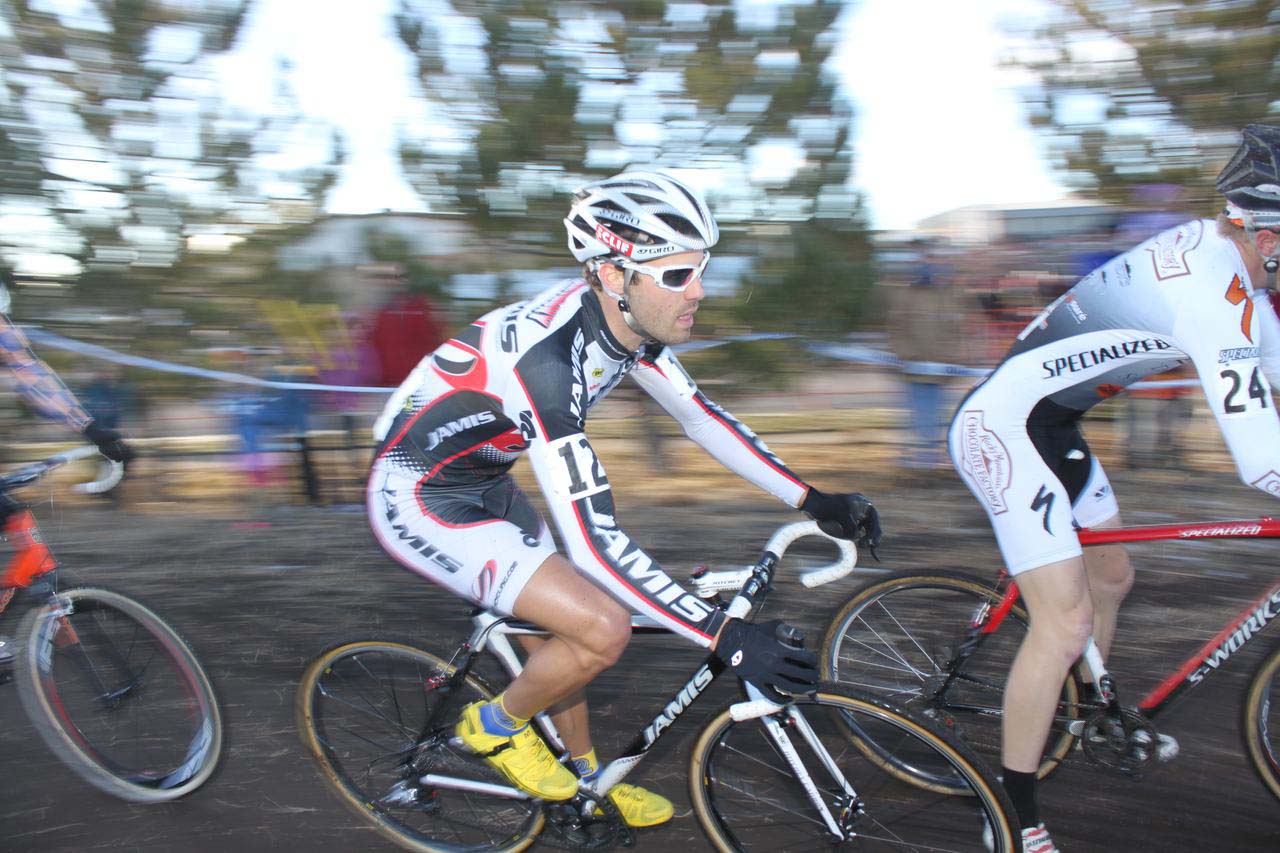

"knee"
[1029, 605, 1094, 666]
[578, 604, 632, 668]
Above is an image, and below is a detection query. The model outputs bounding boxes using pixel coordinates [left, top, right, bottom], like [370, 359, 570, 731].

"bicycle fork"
[734, 686, 859, 842]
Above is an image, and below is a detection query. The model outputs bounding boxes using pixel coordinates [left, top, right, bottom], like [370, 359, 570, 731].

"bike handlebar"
[0, 446, 125, 496]
[691, 520, 858, 605]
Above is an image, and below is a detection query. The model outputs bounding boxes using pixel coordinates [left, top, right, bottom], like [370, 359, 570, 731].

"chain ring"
[539, 790, 634, 850]
[1079, 708, 1159, 773]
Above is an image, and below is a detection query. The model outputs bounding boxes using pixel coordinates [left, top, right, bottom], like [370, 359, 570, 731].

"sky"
[210, 0, 1067, 233]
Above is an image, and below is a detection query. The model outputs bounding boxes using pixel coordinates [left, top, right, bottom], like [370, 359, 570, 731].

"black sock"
[1001, 767, 1039, 830]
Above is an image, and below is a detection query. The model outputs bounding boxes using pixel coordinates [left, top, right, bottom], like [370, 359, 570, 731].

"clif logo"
[595, 224, 635, 257]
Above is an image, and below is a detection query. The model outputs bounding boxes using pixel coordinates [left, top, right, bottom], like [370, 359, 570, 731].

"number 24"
[1221, 366, 1268, 414]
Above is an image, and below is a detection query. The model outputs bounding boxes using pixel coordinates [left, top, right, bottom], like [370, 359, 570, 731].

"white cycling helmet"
[564, 170, 719, 263]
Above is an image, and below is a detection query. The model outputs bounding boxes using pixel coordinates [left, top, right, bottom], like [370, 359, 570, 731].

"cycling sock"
[1001, 767, 1040, 829]
[571, 748, 600, 781]
[478, 694, 528, 737]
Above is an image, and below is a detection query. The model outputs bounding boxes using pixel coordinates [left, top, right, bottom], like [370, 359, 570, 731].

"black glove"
[714, 618, 818, 704]
[82, 422, 133, 464]
[801, 488, 882, 558]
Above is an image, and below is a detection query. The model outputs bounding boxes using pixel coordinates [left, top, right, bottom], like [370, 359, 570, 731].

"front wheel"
[1243, 641, 1280, 804]
[689, 686, 1018, 852]
[296, 637, 544, 852]
[821, 570, 1086, 788]
[15, 586, 224, 803]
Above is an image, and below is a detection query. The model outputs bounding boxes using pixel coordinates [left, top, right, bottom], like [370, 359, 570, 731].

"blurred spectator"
[79, 363, 139, 433]
[887, 248, 965, 469]
[362, 263, 446, 387]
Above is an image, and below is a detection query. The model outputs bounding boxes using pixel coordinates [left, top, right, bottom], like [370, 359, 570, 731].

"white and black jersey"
[371, 279, 808, 645]
[950, 219, 1280, 574]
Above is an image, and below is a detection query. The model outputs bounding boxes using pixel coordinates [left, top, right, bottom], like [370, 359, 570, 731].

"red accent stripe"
[379, 388, 503, 463]
[568, 497, 715, 644]
[1139, 585, 1280, 710]
[691, 394, 807, 491]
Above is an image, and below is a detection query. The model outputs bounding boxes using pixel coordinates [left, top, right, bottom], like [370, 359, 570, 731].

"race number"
[1220, 365, 1269, 415]
[544, 434, 609, 501]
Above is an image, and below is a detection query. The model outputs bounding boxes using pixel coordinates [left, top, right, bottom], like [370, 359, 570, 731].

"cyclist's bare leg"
[515, 632, 593, 755]
[1002, 556, 1094, 773]
[1081, 514, 1134, 661]
[501, 554, 631, 722]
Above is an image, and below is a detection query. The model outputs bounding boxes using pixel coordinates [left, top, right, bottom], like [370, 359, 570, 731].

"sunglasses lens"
[662, 267, 696, 289]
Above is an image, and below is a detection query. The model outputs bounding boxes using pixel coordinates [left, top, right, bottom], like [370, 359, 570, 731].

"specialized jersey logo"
[1224, 275, 1254, 342]
[959, 410, 1012, 515]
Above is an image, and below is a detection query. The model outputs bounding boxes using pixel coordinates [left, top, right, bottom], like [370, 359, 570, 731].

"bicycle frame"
[410, 523, 863, 840]
[964, 516, 1280, 720]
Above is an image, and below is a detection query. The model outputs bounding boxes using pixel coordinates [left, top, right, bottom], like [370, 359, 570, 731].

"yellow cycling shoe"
[455, 701, 578, 801]
[602, 783, 675, 828]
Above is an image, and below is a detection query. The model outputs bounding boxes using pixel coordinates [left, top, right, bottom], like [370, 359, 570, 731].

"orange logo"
[1225, 274, 1253, 342]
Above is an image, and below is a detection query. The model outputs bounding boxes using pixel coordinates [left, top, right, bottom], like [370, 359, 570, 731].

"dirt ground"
[2, 417, 1280, 851]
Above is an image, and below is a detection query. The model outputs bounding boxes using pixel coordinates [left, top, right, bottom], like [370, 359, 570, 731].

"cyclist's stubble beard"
[624, 277, 701, 347]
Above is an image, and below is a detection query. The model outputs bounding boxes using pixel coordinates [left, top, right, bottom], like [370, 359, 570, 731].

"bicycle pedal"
[1133, 730, 1179, 761]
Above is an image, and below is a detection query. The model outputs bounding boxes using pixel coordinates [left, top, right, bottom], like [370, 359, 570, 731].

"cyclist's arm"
[0, 312, 92, 431]
[630, 347, 809, 507]
[1181, 317, 1280, 496]
[513, 355, 727, 647]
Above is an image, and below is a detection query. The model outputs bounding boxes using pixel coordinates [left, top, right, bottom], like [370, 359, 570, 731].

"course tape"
[24, 326, 1198, 393]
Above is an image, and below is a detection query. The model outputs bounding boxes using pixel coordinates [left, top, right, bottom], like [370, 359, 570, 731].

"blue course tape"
[24, 325, 1198, 394]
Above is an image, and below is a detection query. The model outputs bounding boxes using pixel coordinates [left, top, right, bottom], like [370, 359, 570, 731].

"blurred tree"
[393, 0, 874, 340]
[0, 1, 343, 285]
[1012, 0, 1280, 208]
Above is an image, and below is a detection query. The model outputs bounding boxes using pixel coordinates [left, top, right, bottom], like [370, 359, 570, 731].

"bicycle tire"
[296, 637, 545, 853]
[14, 586, 224, 803]
[689, 685, 1018, 852]
[1242, 640, 1280, 804]
[820, 571, 1085, 790]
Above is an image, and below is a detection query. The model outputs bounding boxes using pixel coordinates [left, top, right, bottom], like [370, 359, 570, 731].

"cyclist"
[0, 271, 132, 660]
[947, 123, 1280, 852]
[368, 170, 881, 828]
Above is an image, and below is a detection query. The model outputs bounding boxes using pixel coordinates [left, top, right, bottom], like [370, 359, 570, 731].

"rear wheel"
[15, 586, 223, 802]
[1243, 641, 1280, 804]
[821, 571, 1085, 789]
[296, 638, 544, 852]
[689, 686, 1018, 851]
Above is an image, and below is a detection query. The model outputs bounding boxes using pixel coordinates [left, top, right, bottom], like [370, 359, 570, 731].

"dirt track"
[2, 453, 1280, 851]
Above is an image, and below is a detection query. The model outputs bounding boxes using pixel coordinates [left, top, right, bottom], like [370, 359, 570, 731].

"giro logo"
[1251, 471, 1280, 496]
[959, 410, 1012, 515]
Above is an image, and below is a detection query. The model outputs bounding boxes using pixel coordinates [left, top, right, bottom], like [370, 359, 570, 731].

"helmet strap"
[1242, 212, 1280, 291]
[597, 260, 658, 343]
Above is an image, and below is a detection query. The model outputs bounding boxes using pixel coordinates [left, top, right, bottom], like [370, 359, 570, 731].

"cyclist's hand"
[83, 422, 133, 465]
[801, 488, 882, 558]
[714, 618, 818, 704]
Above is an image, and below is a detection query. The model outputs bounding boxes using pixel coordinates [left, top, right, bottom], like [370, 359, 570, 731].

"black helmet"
[1216, 123, 1280, 230]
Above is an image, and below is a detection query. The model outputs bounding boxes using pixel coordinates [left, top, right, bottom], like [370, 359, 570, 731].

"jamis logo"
[960, 411, 1012, 515]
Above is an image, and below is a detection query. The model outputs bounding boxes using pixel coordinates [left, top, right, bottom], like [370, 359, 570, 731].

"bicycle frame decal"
[1140, 583, 1280, 712]
[642, 663, 714, 747]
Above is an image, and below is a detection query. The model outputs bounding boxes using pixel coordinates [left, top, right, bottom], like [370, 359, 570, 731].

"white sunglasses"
[615, 252, 710, 293]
